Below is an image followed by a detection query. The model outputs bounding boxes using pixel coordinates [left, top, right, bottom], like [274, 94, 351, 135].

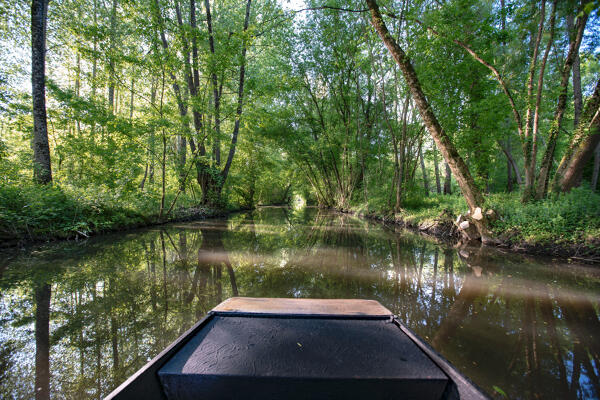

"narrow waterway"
[0, 207, 598, 399]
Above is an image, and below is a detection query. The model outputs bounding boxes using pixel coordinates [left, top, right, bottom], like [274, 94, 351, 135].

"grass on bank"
[354, 187, 600, 246]
[0, 183, 217, 242]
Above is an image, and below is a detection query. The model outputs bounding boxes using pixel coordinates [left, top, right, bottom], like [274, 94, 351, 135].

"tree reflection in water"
[0, 207, 598, 399]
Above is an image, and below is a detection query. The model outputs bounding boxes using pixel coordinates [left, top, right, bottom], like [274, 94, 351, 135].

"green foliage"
[0, 183, 149, 240]
[1, 0, 598, 249]
[351, 187, 600, 247]
[395, 194, 468, 225]
[489, 188, 600, 244]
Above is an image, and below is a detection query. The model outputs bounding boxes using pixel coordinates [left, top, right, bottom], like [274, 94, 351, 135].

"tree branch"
[412, 18, 524, 138]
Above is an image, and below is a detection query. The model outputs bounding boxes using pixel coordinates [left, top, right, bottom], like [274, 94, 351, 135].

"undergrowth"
[353, 188, 600, 246]
[489, 188, 600, 244]
[0, 183, 212, 242]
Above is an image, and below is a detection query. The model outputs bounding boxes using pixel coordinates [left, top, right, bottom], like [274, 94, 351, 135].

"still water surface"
[1, 207, 599, 399]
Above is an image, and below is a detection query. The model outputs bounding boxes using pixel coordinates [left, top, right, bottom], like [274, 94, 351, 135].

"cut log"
[456, 215, 481, 242]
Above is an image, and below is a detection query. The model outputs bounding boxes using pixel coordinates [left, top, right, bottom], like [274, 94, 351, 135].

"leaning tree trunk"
[31, 0, 52, 184]
[366, 0, 492, 242]
[556, 117, 600, 192]
[553, 79, 600, 192]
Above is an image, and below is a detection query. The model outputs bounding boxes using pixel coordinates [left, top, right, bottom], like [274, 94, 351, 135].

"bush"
[0, 183, 148, 240]
[489, 188, 600, 244]
[350, 188, 600, 246]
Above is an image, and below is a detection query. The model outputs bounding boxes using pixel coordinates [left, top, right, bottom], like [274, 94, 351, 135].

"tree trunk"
[507, 157, 513, 192]
[35, 283, 51, 400]
[75, 45, 82, 136]
[107, 0, 118, 112]
[432, 274, 487, 349]
[499, 138, 523, 185]
[174, 0, 209, 198]
[395, 95, 409, 211]
[152, 0, 192, 149]
[205, 0, 222, 163]
[433, 140, 441, 194]
[592, 143, 600, 191]
[524, 0, 557, 201]
[31, 0, 52, 184]
[91, 0, 97, 101]
[220, 0, 252, 187]
[419, 143, 429, 196]
[443, 163, 452, 195]
[567, 14, 583, 127]
[522, 0, 546, 199]
[366, 0, 485, 218]
[148, 79, 157, 186]
[159, 121, 166, 219]
[129, 73, 134, 122]
[553, 79, 600, 192]
[140, 164, 148, 190]
[557, 123, 600, 192]
[534, 11, 588, 199]
[178, 136, 186, 191]
[109, 280, 119, 383]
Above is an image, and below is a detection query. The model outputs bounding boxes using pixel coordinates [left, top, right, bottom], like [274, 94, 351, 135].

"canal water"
[0, 207, 598, 399]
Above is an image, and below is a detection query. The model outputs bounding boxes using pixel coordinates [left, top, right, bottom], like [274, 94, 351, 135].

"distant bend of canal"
[1, 206, 599, 399]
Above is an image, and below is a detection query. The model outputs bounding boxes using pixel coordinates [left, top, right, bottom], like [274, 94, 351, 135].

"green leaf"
[493, 385, 507, 397]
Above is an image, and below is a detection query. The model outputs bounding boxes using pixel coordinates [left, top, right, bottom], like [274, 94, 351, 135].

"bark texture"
[366, 0, 484, 213]
[443, 163, 452, 195]
[433, 140, 441, 194]
[522, 0, 546, 195]
[31, 0, 52, 184]
[567, 14, 583, 126]
[553, 79, 600, 192]
[220, 0, 252, 185]
[534, 11, 588, 198]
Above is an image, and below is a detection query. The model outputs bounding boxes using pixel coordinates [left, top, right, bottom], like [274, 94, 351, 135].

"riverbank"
[0, 184, 228, 248]
[342, 188, 600, 263]
[3, 184, 599, 262]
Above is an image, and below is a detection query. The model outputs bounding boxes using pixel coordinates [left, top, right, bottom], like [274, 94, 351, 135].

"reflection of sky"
[0, 292, 34, 397]
[281, 0, 306, 11]
[565, 356, 598, 400]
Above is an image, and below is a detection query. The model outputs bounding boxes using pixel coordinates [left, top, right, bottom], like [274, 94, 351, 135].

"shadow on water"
[0, 206, 599, 399]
